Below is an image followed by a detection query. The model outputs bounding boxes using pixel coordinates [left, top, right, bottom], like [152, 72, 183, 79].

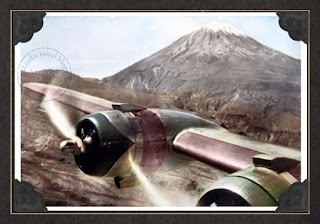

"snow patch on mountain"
[202, 21, 246, 37]
[130, 78, 136, 89]
[153, 65, 161, 77]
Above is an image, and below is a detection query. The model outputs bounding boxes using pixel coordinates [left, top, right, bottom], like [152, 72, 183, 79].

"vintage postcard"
[12, 11, 308, 213]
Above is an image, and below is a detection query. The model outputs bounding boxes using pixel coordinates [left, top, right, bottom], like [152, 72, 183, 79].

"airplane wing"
[23, 82, 145, 114]
[173, 128, 300, 177]
[172, 128, 301, 206]
[23, 82, 301, 206]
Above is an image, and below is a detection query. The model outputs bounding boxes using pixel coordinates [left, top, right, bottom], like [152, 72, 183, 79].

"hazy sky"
[19, 12, 302, 79]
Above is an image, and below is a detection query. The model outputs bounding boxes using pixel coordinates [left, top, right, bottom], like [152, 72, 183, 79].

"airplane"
[23, 82, 301, 207]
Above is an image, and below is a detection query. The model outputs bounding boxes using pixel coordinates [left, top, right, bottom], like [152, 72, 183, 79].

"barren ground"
[20, 72, 228, 206]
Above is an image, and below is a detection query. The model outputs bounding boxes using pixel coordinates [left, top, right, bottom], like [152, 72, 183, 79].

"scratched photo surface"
[17, 12, 303, 207]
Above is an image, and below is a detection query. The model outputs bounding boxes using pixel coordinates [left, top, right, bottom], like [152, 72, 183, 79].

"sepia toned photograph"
[13, 11, 308, 212]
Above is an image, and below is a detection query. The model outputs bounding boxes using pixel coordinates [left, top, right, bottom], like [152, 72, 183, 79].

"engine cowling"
[61, 108, 220, 188]
[74, 111, 135, 177]
[197, 155, 299, 206]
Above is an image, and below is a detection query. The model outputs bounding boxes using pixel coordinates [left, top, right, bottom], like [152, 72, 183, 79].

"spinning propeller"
[24, 82, 301, 206]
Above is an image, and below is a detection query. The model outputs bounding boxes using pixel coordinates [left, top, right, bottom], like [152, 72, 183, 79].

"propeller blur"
[23, 82, 301, 207]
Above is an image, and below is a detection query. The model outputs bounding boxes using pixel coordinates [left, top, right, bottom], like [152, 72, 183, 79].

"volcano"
[102, 21, 301, 148]
[103, 21, 300, 113]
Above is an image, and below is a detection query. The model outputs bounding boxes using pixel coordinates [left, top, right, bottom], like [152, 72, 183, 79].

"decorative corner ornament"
[13, 11, 46, 45]
[13, 179, 47, 212]
[276, 180, 308, 213]
[277, 12, 308, 44]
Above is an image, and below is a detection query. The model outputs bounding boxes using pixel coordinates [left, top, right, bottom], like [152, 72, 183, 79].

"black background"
[0, 0, 319, 223]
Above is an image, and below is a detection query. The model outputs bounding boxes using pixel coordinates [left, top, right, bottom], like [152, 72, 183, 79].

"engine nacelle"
[197, 155, 299, 206]
[74, 111, 135, 177]
[62, 108, 220, 188]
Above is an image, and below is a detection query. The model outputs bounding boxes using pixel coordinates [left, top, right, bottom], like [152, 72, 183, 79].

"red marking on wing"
[174, 131, 259, 173]
[134, 110, 167, 174]
[24, 83, 111, 113]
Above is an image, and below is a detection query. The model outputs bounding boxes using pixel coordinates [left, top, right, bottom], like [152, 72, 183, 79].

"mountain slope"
[102, 21, 301, 148]
[104, 21, 300, 115]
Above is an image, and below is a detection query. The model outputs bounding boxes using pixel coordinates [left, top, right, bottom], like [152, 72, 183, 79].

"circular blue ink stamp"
[17, 47, 73, 101]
